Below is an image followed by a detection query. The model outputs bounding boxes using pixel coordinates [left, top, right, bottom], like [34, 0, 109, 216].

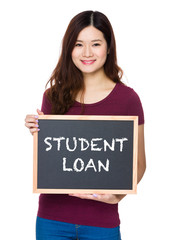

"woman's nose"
[82, 45, 93, 57]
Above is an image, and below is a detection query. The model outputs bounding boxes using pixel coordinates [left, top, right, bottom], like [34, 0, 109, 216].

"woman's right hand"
[25, 109, 44, 135]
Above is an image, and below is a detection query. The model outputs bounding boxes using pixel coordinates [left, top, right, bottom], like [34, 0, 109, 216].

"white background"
[0, 0, 169, 239]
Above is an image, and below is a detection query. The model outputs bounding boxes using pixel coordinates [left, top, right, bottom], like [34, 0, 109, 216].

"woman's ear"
[107, 49, 110, 55]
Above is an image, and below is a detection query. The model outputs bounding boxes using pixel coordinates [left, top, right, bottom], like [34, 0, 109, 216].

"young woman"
[25, 10, 146, 240]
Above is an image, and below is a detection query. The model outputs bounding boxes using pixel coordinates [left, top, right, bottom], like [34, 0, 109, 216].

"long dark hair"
[46, 10, 123, 114]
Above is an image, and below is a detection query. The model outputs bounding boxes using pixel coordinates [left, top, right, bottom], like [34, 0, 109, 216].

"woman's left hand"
[69, 193, 126, 204]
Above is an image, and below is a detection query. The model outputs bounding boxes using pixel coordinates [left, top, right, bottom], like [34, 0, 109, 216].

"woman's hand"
[69, 193, 126, 204]
[25, 109, 44, 135]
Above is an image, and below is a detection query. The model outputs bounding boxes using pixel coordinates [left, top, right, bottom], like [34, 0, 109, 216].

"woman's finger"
[30, 127, 40, 134]
[69, 194, 97, 200]
[25, 116, 38, 125]
[25, 122, 39, 129]
[25, 114, 38, 119]
[37, 109, 44, 115]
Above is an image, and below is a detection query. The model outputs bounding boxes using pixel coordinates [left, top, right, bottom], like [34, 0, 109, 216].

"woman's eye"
[75, 43, 83, 47]
[93, 43, 101, 46]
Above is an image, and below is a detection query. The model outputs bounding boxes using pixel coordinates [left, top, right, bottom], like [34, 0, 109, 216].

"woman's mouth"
[81, 60, 96, 65]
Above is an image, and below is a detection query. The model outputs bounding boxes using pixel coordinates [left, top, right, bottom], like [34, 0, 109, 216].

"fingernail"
[35, 120, 38, 123]
[38, 129, 40, 131]
[93, 194, 98, 198]
[35, 116, 38, 118]
[35, 124, 39, 127]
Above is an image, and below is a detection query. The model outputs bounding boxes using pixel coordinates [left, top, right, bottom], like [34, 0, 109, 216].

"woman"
[25, 10, 146, 240]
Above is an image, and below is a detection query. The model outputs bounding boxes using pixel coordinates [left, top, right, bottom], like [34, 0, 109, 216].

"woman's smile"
[81, 60, 96, 65]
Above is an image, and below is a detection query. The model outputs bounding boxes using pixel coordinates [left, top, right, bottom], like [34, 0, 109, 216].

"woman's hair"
[46, 10, 123, 114]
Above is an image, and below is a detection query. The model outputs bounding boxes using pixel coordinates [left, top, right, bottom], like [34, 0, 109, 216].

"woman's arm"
[69, 124, 146, 204]
[137, 124, 146, 183]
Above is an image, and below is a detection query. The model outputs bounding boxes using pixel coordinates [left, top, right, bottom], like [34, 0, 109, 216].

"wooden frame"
[33, 115, 138, 194]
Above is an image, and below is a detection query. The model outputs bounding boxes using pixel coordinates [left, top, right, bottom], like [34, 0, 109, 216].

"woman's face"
[71, 26, 108, 75]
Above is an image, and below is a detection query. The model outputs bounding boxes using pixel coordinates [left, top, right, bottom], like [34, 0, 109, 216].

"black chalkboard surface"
[33, 115, 138, 194]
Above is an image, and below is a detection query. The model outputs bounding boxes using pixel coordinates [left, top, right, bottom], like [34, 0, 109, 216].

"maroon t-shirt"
[37, 83, 144, 228]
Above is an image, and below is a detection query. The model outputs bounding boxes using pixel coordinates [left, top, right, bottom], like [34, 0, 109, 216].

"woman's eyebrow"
[76, 39, 103, 42]
[91, 39, 102, 42]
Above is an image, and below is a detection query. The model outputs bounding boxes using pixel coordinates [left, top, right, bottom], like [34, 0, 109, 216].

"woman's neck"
[83, 69, 112, 91]
[75, 69, 116, 104]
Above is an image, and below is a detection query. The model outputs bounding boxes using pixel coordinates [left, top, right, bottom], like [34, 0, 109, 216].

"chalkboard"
[33, 115, 138, 194]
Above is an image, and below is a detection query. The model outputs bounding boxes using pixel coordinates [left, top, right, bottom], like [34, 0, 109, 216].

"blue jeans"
[36, 217, 121, 240]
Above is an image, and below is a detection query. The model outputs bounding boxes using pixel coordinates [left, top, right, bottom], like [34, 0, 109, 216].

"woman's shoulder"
[117, 82, 138, 96]
[117, 83, 140, 101]
[117, 83, 144, 124]
[43, 88, 50, 96]
[41, 88, 52, 114]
